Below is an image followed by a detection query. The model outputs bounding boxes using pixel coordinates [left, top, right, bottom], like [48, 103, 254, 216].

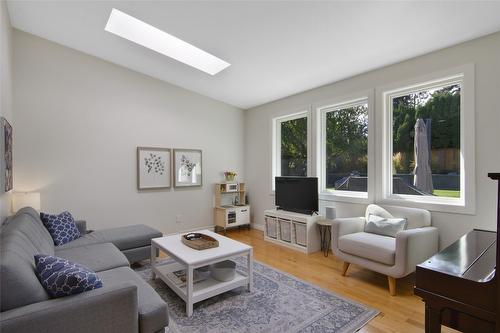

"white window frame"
[271, 110, 312, 192]
[315, 90, 375, 204]
[377, 64, 475, 214]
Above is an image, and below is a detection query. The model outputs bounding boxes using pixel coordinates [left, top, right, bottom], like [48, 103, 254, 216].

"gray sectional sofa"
[0, 207, 168, 333]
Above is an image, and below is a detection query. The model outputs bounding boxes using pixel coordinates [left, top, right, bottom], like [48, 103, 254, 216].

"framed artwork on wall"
[137, 147, 171, 190]
[173, 149, 202, 187]
[2, 117, 13, 192]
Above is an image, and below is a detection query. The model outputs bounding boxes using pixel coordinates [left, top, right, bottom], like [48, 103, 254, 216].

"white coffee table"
[150, 230, 253, 317]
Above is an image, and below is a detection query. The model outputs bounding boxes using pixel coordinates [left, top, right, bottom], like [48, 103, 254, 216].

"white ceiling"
[7, 1, 500, 109]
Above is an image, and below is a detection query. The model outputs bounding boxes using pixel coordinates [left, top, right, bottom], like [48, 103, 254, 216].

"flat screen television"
[275, 177, 318, 215]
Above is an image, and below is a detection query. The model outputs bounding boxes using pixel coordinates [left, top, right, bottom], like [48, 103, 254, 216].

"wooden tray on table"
[181, 233, 219, 250]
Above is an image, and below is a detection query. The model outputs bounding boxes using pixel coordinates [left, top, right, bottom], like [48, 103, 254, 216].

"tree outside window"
[324, 103, 368, 192]
[280, 117, 307, 177]
[392, 83, 461, 198]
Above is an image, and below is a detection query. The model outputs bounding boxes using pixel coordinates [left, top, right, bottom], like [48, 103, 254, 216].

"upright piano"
[415, 173, 500, 333]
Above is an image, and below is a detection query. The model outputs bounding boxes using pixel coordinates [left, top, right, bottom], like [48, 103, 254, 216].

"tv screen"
[275, 177, 318, 215]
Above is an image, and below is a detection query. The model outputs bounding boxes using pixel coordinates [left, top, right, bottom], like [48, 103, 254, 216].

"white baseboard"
[251, 223, 265, 231]
[164, 224, 263, 236]
[162, 225, 215, 236]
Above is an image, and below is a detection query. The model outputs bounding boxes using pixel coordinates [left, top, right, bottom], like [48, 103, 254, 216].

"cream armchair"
[332, 204, 438, 296]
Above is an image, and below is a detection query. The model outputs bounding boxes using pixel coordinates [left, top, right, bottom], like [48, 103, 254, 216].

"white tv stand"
[263, 209, 323, 254]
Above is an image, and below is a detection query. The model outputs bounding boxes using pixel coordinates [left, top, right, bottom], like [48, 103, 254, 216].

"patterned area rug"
[133, 257, 378, 333]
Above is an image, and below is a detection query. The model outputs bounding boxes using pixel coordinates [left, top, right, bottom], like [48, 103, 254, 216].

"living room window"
[380, 65, 475, 214]
[318, 95, 372, 201]
[272, 111, 310, 190]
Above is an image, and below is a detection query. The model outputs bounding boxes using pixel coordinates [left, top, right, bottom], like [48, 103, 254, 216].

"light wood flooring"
[220, 227, 457, 333]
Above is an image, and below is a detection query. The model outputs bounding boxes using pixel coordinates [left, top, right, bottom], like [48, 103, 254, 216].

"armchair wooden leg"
[388, 276, 396, 296]
[341, 262, 350, 276]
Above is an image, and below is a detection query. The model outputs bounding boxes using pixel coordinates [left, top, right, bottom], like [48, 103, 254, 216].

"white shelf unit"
[264, 209, 323, 254]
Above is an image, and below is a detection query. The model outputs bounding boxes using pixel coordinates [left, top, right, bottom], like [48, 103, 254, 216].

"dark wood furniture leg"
[425, 304, 442, 333]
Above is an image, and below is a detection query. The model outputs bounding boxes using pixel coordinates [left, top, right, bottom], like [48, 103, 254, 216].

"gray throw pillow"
[364, 214, 407, 238]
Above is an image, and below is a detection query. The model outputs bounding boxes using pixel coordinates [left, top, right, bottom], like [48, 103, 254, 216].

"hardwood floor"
[221, 227, 456, 333]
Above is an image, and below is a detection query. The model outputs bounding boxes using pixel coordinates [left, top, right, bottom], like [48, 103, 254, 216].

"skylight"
[105, 8, 230, 75]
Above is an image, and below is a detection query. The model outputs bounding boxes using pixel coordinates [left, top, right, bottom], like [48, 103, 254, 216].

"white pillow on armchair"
[364, 214, 407, 238]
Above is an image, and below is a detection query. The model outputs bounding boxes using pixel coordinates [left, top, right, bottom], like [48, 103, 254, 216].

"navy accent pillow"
[34, 254, 103, 298]
[40, 211, 81, 246]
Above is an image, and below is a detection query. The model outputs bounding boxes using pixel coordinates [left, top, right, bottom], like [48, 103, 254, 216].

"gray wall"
[245, 31, 500, 249]
[0, 1, 13, 222]
[13, 30, 245, 234]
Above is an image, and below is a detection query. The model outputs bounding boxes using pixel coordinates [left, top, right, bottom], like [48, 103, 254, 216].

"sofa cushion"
[98, 267, 168, 333]
[40, 211, 81, 246]
[55, 243, 130, 272]
[0, 208, 54, 311]
[34, 254, 103, 298]
[57, 224, 162, 251]
[365, 214, 407, 238]
[338, 232, 396, 265]
[122, 245, 151, 263]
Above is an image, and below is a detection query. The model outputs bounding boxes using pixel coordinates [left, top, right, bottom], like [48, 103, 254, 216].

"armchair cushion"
[332, 217, 365, 238]
[365, 204, 393, 222]
[365, 204, 431, 229]
[338, 232, 396, 265]
[365, 214, 407, 238]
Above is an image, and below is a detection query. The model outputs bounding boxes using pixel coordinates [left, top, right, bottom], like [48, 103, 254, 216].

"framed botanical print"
[2, 117, 12, 192]
[173, 149, 202, 187]
[137, 147, 171, 190]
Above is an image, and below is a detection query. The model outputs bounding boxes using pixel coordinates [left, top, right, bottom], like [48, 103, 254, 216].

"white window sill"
[319, 191, 369, 204]
[378, 195, 475, 215]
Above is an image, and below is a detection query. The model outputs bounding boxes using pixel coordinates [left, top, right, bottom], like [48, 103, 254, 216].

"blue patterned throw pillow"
[40, 211, 81, 246]
[34, 254, 103, 298]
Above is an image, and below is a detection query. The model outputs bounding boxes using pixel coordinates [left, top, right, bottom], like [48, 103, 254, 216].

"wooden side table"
[317, 219, 333, 257]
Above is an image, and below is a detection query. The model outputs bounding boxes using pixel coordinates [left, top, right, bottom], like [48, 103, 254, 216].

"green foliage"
[392, 84, 460, 174]
[281, 117, 307, 176]
[279, 85, 460, 180]
[415, 87, 460, 149]
[325, 105, 368, 174]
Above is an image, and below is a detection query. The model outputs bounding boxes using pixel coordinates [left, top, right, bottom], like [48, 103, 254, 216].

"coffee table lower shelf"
[152, 261, 249, 305]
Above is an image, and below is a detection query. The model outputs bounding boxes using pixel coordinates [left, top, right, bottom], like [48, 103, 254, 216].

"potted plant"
[224, 171, 237, 182]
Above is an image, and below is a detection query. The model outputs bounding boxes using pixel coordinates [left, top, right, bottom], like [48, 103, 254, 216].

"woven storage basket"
[293, 222, 307, 247]
[265, 216, 278, 239]
[279, 219, 292, 242]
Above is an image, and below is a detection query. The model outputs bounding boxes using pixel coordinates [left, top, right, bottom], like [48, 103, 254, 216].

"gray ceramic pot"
[210, 260, 236, 282]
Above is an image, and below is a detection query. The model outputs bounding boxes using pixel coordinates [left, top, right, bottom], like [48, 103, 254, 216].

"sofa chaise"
[58, 217, 162, 264]
[0, 207, 168, 333]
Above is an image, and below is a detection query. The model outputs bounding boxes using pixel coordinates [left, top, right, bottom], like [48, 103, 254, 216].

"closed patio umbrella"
[413, 118, 433, 194]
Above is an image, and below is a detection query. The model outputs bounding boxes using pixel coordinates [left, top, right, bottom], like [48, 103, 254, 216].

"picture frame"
[173, 149, 202, 187]
[2, 117, 12, 192]
[137, 147, 171, 190]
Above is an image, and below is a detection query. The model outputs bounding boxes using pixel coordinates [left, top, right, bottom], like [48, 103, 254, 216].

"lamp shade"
[12, 192, 41, 213]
